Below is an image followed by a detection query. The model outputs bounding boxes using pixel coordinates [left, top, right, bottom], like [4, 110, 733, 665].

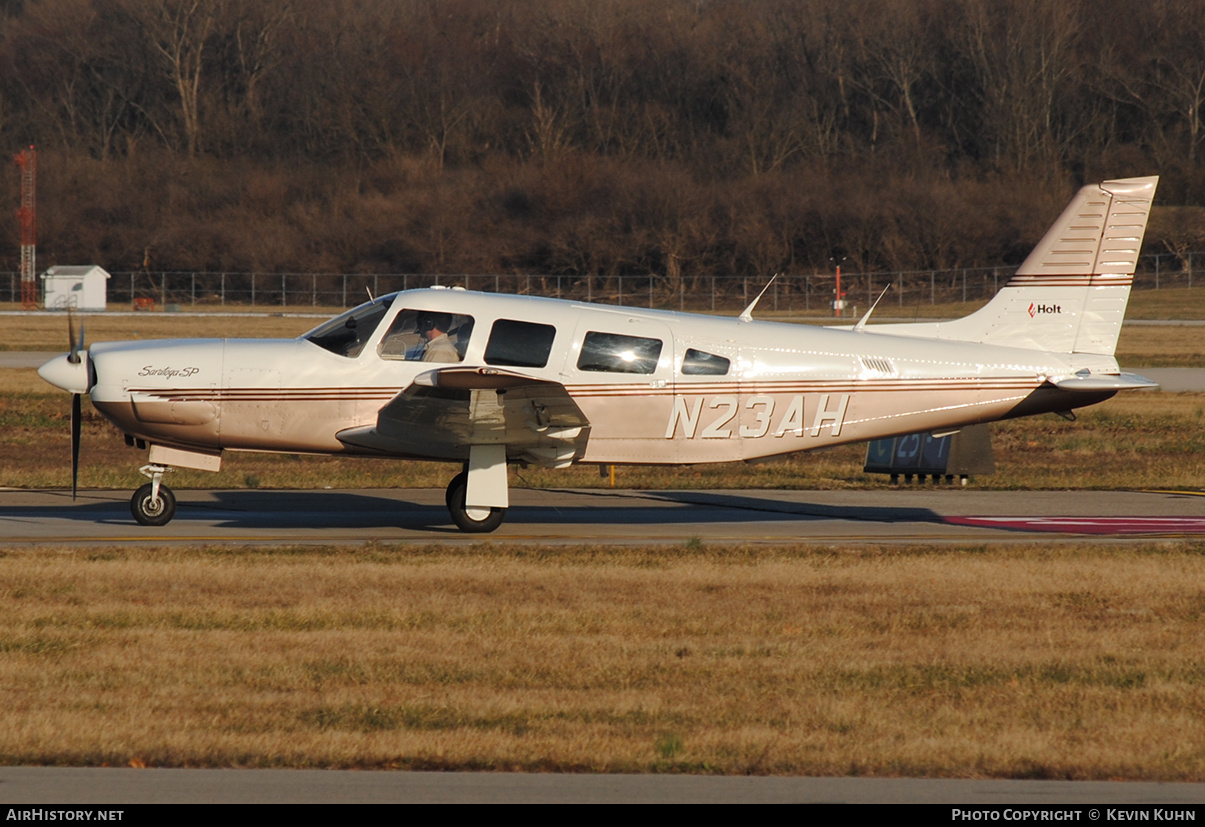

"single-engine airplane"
[39, 176, 1159, 532]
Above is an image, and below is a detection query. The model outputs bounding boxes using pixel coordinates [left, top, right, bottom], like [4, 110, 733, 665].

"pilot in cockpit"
[411, 312, 459, 362]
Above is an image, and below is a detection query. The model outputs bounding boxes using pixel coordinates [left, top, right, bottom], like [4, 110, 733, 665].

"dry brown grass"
[1124, 288, 1205, 322]
[2, 311, 322, 351]
[2, 541, 1205, 777]
[1116, 323, 1205, 368]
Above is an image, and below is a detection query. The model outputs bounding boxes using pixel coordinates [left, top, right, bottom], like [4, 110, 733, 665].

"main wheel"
[445, 471, 506, 533]
[130, 483, 177, 526]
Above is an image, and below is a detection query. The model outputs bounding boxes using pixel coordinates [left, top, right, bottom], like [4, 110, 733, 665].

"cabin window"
[681, 348, 730, 376]
[577, 331, 663, 374]
[305, 296, 394, 358]
[485, 319, 557, 368]
[379, 309, 474, 362]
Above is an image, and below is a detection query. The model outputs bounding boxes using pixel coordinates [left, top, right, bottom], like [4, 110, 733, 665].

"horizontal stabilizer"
[1051, 372, 1159, 392]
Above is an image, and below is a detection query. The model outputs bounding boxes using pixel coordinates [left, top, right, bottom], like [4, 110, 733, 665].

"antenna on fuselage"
[852, 283, 892, 332]
[365, 286, 375, 303]
[739, 274, 780, 322]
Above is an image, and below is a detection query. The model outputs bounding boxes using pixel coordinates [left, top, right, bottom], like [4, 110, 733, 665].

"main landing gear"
[130, 463, 176, 526]
[444, 446, 510, 533]
[445, 470, 507, 533]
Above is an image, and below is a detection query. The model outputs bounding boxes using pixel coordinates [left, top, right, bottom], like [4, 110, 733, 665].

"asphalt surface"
[3, 487, 1204, 545]
[1133, 367, 1205, 392]
[3, 767, 1205, 804]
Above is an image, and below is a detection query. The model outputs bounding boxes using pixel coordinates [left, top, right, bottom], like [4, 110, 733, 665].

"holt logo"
[1028, 302, 1061, 317]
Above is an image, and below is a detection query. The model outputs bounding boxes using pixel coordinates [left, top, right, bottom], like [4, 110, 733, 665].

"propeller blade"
[71, 393, 81, 501]
[67, 309, 80, 364]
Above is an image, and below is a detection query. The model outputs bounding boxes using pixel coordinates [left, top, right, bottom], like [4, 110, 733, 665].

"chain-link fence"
[4, 251, 1201, 313]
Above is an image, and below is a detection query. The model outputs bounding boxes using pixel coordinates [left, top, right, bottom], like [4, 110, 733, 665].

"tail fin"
[875, 176, 1158, 355]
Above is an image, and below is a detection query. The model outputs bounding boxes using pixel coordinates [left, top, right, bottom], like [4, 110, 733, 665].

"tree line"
[1, 0, 1203, 281]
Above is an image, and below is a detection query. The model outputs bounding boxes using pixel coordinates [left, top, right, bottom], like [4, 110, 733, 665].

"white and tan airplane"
[39, 175, 1159, 532]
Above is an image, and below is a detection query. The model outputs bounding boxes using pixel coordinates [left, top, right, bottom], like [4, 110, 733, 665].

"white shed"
[42, 265, 111, 311]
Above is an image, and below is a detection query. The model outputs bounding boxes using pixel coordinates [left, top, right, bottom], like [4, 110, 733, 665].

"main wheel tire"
[130, 483, 177, 526]
[445, 471, 506, 533]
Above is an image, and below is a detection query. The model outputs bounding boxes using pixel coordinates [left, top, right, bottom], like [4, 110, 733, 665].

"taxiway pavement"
[3, 487, 1203, 545]
[4, 767, 1205, 804]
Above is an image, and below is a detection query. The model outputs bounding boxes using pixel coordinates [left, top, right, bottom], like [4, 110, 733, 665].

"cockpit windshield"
[303, 296, 395, 358]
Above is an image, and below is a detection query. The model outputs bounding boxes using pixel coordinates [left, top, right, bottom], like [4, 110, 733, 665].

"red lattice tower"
[14, 145, 36, 310]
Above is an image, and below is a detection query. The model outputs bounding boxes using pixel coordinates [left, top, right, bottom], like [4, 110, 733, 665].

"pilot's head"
[416, 312, 452, 338]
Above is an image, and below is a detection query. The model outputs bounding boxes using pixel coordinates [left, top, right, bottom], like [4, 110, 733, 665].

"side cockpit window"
[379, 309, 474, 363]
[577, 331, 663, 374]
[304, 297, 394, 358]
[485, 319, 557, 368]
[682, 348, 730, 376]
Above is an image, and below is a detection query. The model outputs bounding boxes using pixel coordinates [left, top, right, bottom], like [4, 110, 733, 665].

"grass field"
[3, 541, 1205, 777]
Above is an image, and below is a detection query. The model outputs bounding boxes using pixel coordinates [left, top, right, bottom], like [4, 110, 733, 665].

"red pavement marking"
[944, 516, 1205, 535]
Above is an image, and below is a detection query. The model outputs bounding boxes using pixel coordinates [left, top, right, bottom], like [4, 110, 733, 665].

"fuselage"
[80, 287, 1108, 467]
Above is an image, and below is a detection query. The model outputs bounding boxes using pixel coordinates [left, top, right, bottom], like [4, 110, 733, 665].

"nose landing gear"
[131, 464, 176, 526]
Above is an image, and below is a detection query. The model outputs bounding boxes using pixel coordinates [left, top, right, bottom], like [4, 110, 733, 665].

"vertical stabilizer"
[872, 176, 1158, 355]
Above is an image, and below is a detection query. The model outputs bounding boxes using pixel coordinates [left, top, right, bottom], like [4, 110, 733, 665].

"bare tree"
[954, 0, 1085, 169]
[1142, 0, 1205, 162]
[847, 0, 936, 149]
[128, 0, 219, 156]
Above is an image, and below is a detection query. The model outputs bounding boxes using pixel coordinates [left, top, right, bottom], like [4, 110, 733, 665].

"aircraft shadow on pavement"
[0, 491, 441, 531]
[635, 490, 940, 524]
[193, 489, 944, 530]
[1, 489, 945, 532]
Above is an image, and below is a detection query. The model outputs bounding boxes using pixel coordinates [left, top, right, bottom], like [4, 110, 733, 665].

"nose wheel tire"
[445, 471, 506, 533]
[131, 483, 177, 526]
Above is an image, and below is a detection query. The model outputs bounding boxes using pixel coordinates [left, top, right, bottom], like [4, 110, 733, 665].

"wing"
[336, 366, 590, 467]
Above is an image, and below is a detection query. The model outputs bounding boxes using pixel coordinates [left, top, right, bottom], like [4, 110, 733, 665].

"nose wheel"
[131, 464, 177, 526]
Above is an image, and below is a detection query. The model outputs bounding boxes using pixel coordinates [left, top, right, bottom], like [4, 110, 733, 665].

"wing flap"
[337, 368, 591, 466]
[412, 365, 556, 390]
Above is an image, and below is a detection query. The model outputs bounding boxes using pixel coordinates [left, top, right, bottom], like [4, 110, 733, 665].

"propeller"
[71, 391, 81, 500]
[37, 307, 96, 500]
[67, 309, 85, 500]
[67, 307, 84, 365]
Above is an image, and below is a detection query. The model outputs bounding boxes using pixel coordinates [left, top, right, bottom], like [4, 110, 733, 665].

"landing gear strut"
[131, 464, 176, 526]
[445, 470, 507, 533]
